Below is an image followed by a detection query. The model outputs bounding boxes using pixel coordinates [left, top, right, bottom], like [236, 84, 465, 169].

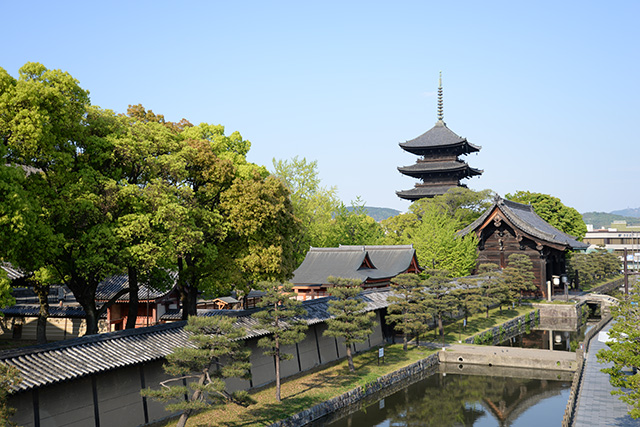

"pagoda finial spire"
[437, 71, 444, 123]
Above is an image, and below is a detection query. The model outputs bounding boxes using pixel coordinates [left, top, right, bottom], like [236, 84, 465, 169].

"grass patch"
[159, 344, 435, 427]
[423, 306, 534, 346]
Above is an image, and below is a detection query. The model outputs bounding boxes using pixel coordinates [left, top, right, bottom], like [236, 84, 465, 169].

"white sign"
[378, 348, 384, 358]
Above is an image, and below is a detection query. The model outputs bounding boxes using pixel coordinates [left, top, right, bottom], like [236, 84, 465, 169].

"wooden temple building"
[397, 74, 482, 200]
[290, 245, 421, 300]
[459, 196, 588, 298]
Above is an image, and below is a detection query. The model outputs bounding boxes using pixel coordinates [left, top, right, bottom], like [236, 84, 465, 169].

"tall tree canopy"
[381, 188, 493, 277]
[272, 157, 381, 262]
[505, 191, 587, 240]
[0, 63, 301, 334]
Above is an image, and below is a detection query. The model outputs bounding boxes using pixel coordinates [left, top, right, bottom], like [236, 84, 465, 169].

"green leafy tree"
[597, 285, 640, 419]
[505, 191, 587, 240]
[0, 63, 124, 335]
[272, 157, 382, 258]
[502, 253, 536, 303]
[387, 273, 428, 350]
[271, 157, 340, 263]
[252, 282, 308, 402]
[381, 188, 492, 277]
[324, 277, 376, 372]
[322, 199, 383, 248]
[422, 270, 458, 344]
[0, 362, 21, 426]
[141, 316, 252, 427]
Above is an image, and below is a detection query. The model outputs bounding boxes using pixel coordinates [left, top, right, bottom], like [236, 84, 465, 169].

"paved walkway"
[574, 321, 638, 426]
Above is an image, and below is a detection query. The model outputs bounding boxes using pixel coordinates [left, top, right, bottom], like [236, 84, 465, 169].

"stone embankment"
[463, 309, 539, 345]
[268, 353, 439, 427]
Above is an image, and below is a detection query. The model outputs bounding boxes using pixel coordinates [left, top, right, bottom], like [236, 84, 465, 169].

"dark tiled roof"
[0, 304, 95, 319]
[1, 288, 393, 394]
[291, 245, 417, 285]
[399, 121, 481, 154]
[458, 197, 589, 250]
[95, 272, 178, 302]
[398, 161, 483, 177]
[1, 263, 24, 281]
[0, 321, 190, 393]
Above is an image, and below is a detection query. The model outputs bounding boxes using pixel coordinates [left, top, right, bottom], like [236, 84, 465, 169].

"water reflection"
[497, 319, 596, 352]
[315, 369, 570, 427]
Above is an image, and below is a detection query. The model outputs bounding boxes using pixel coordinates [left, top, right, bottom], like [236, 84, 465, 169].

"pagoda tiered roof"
[397, 160, 483, 178]
[396, 184, 465, 200]
[399, 120, 481, 155]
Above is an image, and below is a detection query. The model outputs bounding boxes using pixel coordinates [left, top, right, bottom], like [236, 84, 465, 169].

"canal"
[311, 315, 595, 426]
[312, 363, 572, 427]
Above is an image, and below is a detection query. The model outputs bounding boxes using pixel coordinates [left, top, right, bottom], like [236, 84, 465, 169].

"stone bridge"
[578, 293, 619, 315]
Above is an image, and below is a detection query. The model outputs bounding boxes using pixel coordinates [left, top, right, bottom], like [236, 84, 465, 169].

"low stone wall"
[464, 310, 539, 345]
[531, 301, 586, 320]
[268, 353, 440, 427]
[561, 313, 612, 427]
[588, 277, 623, 295]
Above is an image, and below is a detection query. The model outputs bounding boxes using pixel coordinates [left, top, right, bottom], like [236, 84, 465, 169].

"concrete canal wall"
[439, 344, 579, 372]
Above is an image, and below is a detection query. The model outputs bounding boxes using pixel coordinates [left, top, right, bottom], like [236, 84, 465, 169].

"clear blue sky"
[3, 1, 638, 214]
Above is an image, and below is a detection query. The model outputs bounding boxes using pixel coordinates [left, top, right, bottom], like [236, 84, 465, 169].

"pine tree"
[503, 253, 536, 304]
[421, 270, 458, 345]
[478, 263, 509, 315]
[387, 273, 428, 350]
[141, 316, 252, 427]
[0, 362, 21, 427]
[324, 276, 376, 372]
[453, 276, 484, 328]
[252, 281, 308, 402]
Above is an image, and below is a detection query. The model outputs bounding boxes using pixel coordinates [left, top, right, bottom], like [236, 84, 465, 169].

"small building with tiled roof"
[397, 74, 482, 200]
[290, 244, 421, 300]
[95, 273, 180, 331]
[458, 196, 588, 298]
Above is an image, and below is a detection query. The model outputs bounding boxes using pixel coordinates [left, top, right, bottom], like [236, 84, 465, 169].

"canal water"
[312, 365, 571, 427]
[311, 317, 594, 426]
[496, 319, 597, 352]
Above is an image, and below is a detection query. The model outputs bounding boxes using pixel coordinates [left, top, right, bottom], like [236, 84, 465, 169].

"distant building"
[583, 228, 640, 266]
[95, 273, 180, 331]
[290, 245, 421, 300]
[397, 73, 482, 200]
[459, 197, 588, 298]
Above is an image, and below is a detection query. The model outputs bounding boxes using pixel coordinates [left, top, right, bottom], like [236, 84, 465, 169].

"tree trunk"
[81, 300, 99, 336]
[346, 344, 355, 372]
[177, 257, 198, 319]
[403, 333, 408, 351]
[125, 266, 139, 329]
[275, 340, 281, 402]
[438, 314, 444, 346]
[176, 370, 207, 427]
[34, 283, 50, 344]
[69, 279, 100, 336]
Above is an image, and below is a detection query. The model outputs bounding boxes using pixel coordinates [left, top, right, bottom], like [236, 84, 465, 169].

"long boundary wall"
[9, 311, 386, 427]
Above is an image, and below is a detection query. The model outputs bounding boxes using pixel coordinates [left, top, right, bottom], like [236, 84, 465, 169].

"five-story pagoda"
[397, 74, 482, 200]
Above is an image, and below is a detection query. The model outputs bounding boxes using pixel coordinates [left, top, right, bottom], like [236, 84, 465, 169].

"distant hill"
[347, 206, 401, 221]
[582, 211, 640, 229]
[611, 207, 640, 218]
